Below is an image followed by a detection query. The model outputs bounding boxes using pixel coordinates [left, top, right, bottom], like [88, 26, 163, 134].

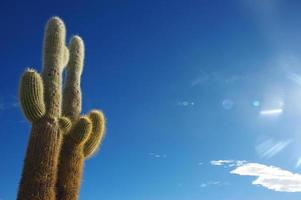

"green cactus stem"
[84, 110, 106, 158]
[59, 116, 72, 133]
[70, 116, 92, 144]
[62, 36, 84, 121]
[19, 69, 45, 122]
[42, 16, 66, 118]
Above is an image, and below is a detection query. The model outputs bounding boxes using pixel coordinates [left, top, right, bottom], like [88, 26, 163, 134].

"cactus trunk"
[56, 137, 86, 200]
[17, 119, 62, 200]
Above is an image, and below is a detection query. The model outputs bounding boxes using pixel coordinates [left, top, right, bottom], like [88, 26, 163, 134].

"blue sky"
[2, 0, 301, 199]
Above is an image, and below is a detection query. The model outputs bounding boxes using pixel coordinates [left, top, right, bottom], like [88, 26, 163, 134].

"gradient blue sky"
[2, 0, 301, 199]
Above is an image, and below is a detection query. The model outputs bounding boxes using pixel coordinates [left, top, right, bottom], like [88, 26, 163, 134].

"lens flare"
[260, 109, 283, 116]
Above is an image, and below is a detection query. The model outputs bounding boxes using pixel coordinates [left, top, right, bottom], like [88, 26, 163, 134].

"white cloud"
[210, 160, 234, 166]
[256, 139, 291, 159]
[231, 163, 301, 192]
[211, 159, 301, 192]
[210, 160, 246, 167]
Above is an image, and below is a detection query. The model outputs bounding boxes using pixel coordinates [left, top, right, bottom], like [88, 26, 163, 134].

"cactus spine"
[56, 36, 106, 200]
[17, 17, 106, 200]
[17, 17, 67, 200]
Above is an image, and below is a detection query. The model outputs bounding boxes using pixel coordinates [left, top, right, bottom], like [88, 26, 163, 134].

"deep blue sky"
[2, 0, 301, 199]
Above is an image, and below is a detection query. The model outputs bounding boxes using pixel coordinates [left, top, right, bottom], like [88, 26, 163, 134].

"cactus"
[56, 35, 106, 200]
[19, 69, 46, 122]
[84, 110, 106, 158]
[17, 17, 106, 200]
[17, 17, 67, 200]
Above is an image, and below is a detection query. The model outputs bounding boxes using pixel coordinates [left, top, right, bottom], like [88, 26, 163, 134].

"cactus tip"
[69, 35, 84, 53]
[45, 16, 66, 36]
[25, 68, 38, 73]
[47, 16, 65, 26]
[89, 110, 105, 122]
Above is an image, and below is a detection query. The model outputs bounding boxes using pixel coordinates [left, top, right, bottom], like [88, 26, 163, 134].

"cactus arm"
[19, 69, 45, 122]
[59, 116, 72, 133]
[70, 116, 92, 145]
[84, 110, 106, 158]
[42, 16, 66, 118]
[62, 36, 84, 121]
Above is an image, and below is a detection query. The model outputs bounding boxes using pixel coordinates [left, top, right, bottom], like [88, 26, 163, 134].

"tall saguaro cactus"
[17, 17, 68, 200]
[17, 17, 106, 200]
[56, 36, 106, 200]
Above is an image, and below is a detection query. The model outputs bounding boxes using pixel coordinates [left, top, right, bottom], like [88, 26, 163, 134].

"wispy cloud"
[199, 181, 229, 188]
[0, 96, 19, 111]
[296, 157, 301, 168]
[176, 101, 195, 107]
[191, 70, 247, 87]
[148, 152, 167, 159]
[256, 139, 291, 159]
[0, 101, 18, 110]
[210, 160, 234, 166]
[210, 160, 246, 167]
[287, 72, 301, 86]
[231, 163, 301, 192]
[191, 70, 212, 87]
